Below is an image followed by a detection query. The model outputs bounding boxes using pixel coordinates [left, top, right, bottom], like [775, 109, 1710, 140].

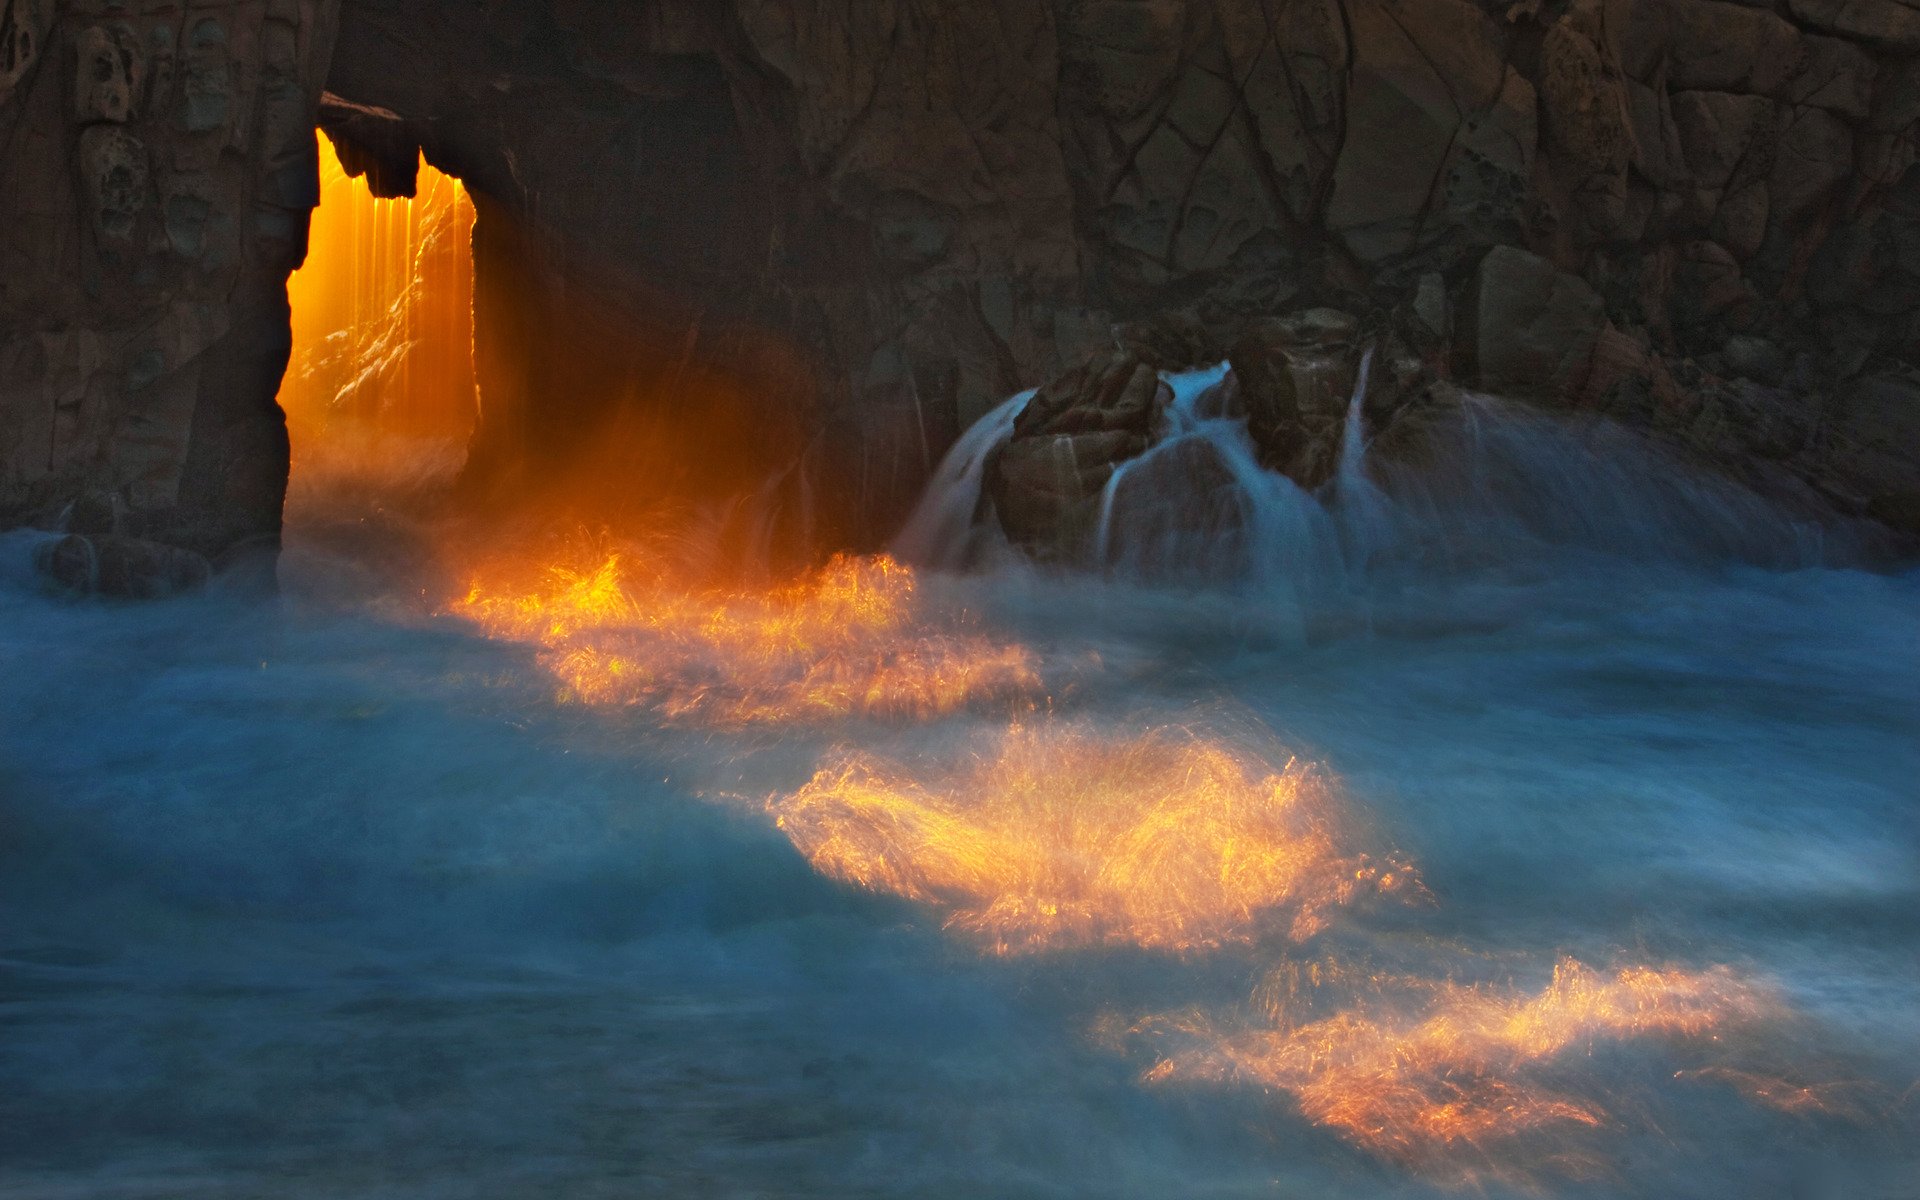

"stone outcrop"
[1460, 246, 1608, 403]
[986, 346, 1168, 554]
[1816, 370, 1920, 526]
[35, 532, 211, 599]
[3, 0, 1919, 571]
[1230, 308, 1366, 491]
[1, 1, 338, 576]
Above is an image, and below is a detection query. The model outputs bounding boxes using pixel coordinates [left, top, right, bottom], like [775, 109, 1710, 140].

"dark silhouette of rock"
[35, 534, 212, 599]
[1, 0, 330, 576]
[2, 0, 1917, 570]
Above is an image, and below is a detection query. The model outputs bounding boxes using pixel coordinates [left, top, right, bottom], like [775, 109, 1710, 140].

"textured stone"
[0, 0, 51, 106]
[182, 17, 235, 134]
[1789, 0, 1920, 51]
[1229, 309, 1362, 490]
[4, 0, 1920, 574]
[1821, 372, 1920, 530]
[1660, 0, 1807, 95]
[1, 0, 336, 569]
[73, 25, 143, 123]
[1327, 0, 1536, 262]
[986, 346, 1164, 554]
[76, 126, 148, 245]
[1462, 246, 1607, 402]
[1539, 4, 1634, 241]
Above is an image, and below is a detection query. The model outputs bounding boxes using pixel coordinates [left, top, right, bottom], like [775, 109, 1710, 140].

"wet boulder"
[1095, 436, 1250, 580]
[986, 346, 1167, 556]
[1228, 308, 1363, 491]
[35, 534, 212, 599]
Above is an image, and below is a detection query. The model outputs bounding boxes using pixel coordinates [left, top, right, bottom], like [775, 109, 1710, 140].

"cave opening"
[278, 135, 477, 483]
[276, 123, 829, 580]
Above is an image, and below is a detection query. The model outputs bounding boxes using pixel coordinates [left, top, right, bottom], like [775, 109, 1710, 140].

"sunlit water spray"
[4, 327, 1917, 1196]
[768, 723, 1421, 955]
[280, 136, 477, 471]
[410, 355, 1913, 1188]
[1127, 956, 1814, 1189]
[450, 547, 1043, 726]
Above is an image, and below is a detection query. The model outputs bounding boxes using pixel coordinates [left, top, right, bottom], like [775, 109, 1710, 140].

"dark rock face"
[3, 0, 1919, 567]
[35, 533, 212, 599]
[0, 1, 336, 565]
[1821, 371, 1920, 527]
[1460, 247, 1608, 404]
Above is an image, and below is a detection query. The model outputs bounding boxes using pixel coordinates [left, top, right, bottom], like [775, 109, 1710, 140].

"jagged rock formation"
[2, 0, 1917, 580]
[987, 345, 1170, 552]
[1231, 308, 1368, 490]
[1, 0, 338, 576]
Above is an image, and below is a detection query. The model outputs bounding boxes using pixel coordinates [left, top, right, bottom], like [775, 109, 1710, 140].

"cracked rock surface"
[3, 0, 1917, 568]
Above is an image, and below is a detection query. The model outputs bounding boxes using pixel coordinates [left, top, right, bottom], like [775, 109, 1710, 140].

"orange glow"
[1134, 956, 1784, 1182]
[281, 135, 476, 455]
[450, 548, 1042, 726]
[1678, 1066, 1883, 1121]
[768, 726, 1422, 955]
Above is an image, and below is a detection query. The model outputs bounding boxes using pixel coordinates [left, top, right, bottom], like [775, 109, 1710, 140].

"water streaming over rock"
[892, 389, 1034, 570]
[3, 362, 1917, 1198]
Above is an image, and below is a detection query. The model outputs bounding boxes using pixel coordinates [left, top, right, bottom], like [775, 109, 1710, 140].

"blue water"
[3, 396, 1918, 1198]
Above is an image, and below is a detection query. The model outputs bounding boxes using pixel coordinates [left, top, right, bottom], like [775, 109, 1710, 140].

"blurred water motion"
[451, 548, 1042, 726]
[1132, 957, 1802, 1185]
[770, 725, 1421, 955]
[8, 271, 1915, 1195]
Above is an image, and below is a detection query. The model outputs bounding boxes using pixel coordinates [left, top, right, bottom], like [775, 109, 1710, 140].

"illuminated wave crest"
[452, 552, 1042, 725]
[769, 725, 1421, 955]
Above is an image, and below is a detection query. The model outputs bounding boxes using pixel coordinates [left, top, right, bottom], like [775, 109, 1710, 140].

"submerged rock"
[35, 534, 212, 599]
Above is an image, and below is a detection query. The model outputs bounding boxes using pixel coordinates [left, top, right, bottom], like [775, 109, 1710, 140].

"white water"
[891, 389, 1034, 570]
[3, 385, 1918, 1198]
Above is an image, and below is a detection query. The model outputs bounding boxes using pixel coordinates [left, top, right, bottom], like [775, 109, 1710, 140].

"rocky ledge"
[989, 260, 1920, 560]
[2, 0, 1917, 584]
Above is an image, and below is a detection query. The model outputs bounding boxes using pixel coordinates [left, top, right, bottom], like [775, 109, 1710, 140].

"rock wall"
[0, 0, 338, 575]
[3, 0, 1917, 576]
[320, 0, 1920, 542]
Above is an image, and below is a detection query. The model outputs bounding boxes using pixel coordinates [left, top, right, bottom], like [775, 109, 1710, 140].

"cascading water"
[1082, 361, 1346, 612]
[3, 344, 1917, 1197]
[891, 389, 1034, 570]
[922, 352, 1865, 607]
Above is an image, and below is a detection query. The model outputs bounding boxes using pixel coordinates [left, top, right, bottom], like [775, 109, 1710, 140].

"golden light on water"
[450, 550, 1042, 726]
[258, 109, 1898, 1193]
[443, 542, 1880, 1182]
[281, 135, 476, 452]
[769, 726, 1422, 955]
[1133, 956, 1790, 1180]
